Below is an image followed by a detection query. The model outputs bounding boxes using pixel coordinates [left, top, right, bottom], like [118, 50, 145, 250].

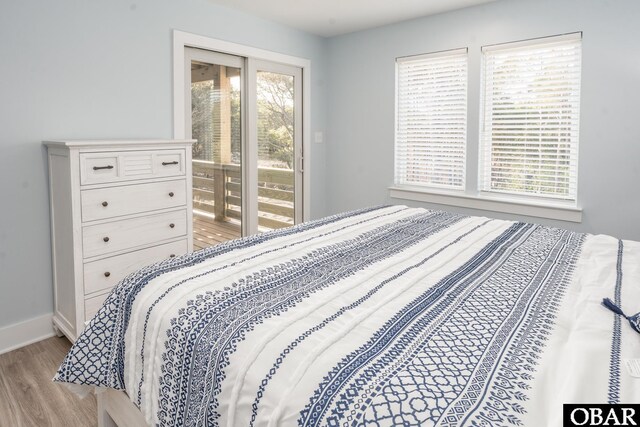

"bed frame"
[97, 388, 148, 427]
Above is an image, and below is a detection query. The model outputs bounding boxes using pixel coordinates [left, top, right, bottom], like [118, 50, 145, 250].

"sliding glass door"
[253, 61, 303, 232]
[186, 48, 244, 250]
[185, 48, 303, 249]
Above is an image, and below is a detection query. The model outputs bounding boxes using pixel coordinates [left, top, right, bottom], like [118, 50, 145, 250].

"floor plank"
[193, 213, 241, 250]
[0, 337, 96, 427]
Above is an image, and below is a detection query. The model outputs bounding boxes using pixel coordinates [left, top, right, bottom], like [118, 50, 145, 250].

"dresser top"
[43, 139, 196, 148]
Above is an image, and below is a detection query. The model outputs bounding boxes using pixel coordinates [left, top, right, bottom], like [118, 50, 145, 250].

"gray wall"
[0, 0, 328, 328]
[325, 0, 640, 240]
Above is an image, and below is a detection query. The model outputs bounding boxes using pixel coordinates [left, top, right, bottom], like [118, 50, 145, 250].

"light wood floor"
[0, 337, 96, 427]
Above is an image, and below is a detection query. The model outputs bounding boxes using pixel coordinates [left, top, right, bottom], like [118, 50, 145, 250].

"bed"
[54, 206, 640, 426]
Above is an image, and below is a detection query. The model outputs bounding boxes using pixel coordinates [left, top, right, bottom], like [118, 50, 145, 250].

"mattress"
[55, 206, 640, 426]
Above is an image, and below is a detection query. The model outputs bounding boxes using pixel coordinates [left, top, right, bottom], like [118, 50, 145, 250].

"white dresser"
[44, 140, 195, 341]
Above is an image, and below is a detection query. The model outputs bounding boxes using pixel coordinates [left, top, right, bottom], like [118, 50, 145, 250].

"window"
[391, 34, 583, 222]
[479, 33, 582, 202]
[395, 48, 468, 190]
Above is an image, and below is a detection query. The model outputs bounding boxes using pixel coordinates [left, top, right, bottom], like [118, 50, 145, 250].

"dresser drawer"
[85, 293, 109, 321]
[81, 154, 119, 183]
[82, 209, 187, 258]
[81, 179, 187, 222]
[80, 149, 186, 185]
[83, 239, 188, 295]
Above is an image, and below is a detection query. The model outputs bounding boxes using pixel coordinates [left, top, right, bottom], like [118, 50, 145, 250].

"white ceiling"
[208, 0, 498, 37]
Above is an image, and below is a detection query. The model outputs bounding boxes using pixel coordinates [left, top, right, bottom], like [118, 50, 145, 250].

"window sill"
[389, 186, 582, 223]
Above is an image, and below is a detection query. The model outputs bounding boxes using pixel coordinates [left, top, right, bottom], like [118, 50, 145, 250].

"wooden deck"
[193, 212, 241, 251]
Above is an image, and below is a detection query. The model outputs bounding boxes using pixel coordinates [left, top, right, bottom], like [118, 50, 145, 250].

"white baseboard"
[0, 313, 55, 355]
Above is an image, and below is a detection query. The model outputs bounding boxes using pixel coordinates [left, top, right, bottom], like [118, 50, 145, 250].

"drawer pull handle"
[102, 201, 108, 207]
[169, 223, 175, 228]
[103, 237, 110, 242]
[93, 165, 114, 171]
[162, 161, 179, 166]
[104, 272, 111, 278]
[168, 192, 174, 197]
[169, 254, 176, 258]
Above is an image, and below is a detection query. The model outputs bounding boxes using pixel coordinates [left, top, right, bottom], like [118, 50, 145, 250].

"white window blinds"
[395, 48, 468, 190]
[479, 33, 582, 201]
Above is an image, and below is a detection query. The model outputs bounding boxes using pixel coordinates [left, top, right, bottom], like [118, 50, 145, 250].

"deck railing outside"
[192, 159, 294, 230]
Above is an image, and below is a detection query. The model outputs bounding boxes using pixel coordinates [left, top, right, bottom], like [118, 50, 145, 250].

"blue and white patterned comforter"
[55, 206, 640, 426]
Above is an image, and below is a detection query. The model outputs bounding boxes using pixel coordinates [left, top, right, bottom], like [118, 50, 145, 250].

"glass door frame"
[247, 59, 303, 233]
[185, 48, 248, 237]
